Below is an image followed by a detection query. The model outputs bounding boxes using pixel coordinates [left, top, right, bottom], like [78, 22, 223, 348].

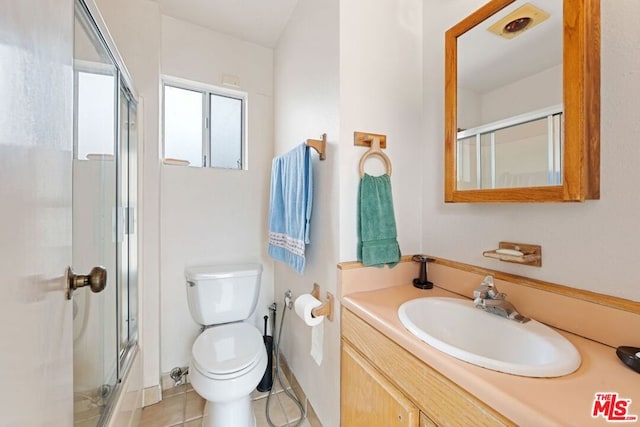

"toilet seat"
[192, 322, 264, 380]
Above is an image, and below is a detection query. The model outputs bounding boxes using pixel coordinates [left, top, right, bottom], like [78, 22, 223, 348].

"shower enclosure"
[72, 1, 139, 424]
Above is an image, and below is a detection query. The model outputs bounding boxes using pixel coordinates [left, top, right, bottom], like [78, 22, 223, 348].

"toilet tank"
[185, 264, 262, 326]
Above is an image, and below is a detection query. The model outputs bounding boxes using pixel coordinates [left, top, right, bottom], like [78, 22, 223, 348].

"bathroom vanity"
[342, 306, 513, 426]
[339, 259, 640, 426]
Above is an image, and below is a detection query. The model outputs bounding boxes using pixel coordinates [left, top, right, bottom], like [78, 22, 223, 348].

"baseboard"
[148, 359, 320, 424]
[142, 384, 162, 407]
[278, 354, 322, 427]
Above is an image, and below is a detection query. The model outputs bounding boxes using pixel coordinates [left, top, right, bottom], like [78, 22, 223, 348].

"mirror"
[445, 0, 600, 202]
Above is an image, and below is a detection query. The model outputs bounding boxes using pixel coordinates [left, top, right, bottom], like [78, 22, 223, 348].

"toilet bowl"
[189, 323, 267, 427]
[185, 264, 265, 427]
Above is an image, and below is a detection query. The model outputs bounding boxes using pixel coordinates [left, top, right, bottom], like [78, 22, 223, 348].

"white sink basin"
[397, 297, 581, 377]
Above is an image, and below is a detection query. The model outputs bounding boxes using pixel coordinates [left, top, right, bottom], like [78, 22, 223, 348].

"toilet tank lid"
[185, 263, 262, 280]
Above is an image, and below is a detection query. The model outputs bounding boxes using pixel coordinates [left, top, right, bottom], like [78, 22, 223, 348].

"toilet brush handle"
[263, 315, 268, 337]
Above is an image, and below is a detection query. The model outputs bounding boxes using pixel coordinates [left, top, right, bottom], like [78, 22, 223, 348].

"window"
[75, 69, 116, 160]
[164, 85, 203, 166]
[163, 80, 246, 169]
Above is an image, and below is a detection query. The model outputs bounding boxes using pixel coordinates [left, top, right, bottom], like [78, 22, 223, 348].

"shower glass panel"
[493, 118, 553, 188]
[73, 4, 118, 423]
[73, 1, 138, 425]
[456, 108, 564, 190]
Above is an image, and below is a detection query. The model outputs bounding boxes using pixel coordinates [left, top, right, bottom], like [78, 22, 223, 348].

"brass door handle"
[66, 266, 107, 300]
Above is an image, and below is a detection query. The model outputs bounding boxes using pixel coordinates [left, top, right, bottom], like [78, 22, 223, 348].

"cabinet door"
[342, 342, 419, 427]
[420, 412, 438, 427]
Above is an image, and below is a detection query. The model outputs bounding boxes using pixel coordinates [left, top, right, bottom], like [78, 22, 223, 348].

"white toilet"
[185, 264, 267, 427]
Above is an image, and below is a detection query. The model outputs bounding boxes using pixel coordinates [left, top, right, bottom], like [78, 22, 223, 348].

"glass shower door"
[72, 3, 118, 424]
[72, 2, 139, 424]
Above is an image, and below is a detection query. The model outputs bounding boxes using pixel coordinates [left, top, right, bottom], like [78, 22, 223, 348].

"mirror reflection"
[456, 0, 562, 190]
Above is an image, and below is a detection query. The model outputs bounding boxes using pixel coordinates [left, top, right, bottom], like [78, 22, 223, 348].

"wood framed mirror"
[445, 0, 600, 202]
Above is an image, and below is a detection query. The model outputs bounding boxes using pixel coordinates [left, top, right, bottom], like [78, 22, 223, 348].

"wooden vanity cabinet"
[420, 413, 437, 427]
[342, 342, 420, 426]
[341, 307, 515, 426]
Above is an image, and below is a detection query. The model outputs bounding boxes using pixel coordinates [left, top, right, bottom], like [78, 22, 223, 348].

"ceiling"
[457, 0, 562, 94]
[152, 0, 299, 48]
[152, 0, 560, 91]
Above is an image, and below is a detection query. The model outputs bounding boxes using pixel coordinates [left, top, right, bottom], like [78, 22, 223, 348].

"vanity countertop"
[342, 284, 640, 426]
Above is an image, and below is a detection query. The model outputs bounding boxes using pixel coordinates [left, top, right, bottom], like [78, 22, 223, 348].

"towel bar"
[306, 133, 327, 160]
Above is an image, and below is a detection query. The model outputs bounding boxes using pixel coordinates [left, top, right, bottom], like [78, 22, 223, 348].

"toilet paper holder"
[310, 283, 334, 322]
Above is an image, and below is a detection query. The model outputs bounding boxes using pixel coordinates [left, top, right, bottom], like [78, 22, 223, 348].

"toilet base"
[202, 396, 255, 427]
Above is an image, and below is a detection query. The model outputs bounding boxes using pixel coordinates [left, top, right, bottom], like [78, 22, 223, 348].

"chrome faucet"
[473, 276, 530, 323]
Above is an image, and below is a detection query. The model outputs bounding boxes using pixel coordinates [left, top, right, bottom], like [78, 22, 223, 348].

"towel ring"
[358, 137, 392, 178]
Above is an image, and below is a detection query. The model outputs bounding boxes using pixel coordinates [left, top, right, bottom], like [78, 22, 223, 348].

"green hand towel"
[357, 173, 401, 267]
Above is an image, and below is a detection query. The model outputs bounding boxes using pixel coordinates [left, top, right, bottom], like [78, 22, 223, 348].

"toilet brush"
[257, 315, 273, 392]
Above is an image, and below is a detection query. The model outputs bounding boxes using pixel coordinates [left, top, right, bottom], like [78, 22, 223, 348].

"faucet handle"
[481, 275, 494, 287]
[488, 288, 506, 300]
[474, 275, 494, 298]
[483, 276, 507, 299]
[474, 275, 506, 300]
[473, 286, 489, 299]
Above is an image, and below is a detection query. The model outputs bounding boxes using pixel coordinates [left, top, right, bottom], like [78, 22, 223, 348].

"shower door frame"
[73, 0, 140, 425]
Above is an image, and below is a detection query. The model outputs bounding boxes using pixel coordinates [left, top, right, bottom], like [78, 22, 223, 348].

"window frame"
[162, 76, 248, 170]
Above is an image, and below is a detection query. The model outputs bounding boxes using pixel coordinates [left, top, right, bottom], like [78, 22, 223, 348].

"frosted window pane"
[164, 86, 203, 167]
[77, 72, 115, 159]
[210, 95, 242, 169]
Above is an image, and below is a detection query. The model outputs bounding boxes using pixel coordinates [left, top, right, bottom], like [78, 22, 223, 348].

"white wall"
[273, 0, 340, 425]
[95, 2, 276, 391]
[459, 64, 561, 129]
[339, 0, 424, 262]
[95, 0, 163, 392]
[159, 15, 275, 372]
[457, 86, 482, 130]
[423, 0, 640, 302]
[274, 0, 423, 424]
[480, 64, 562, 124]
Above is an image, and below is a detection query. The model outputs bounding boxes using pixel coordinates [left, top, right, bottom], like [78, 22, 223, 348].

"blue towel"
[268, 144, 313, 274]
[357, 173, 401, 267]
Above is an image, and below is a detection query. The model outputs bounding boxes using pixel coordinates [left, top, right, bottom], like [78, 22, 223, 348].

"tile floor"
[140, 376, 311, 427]
[73, 388, 108, 426]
